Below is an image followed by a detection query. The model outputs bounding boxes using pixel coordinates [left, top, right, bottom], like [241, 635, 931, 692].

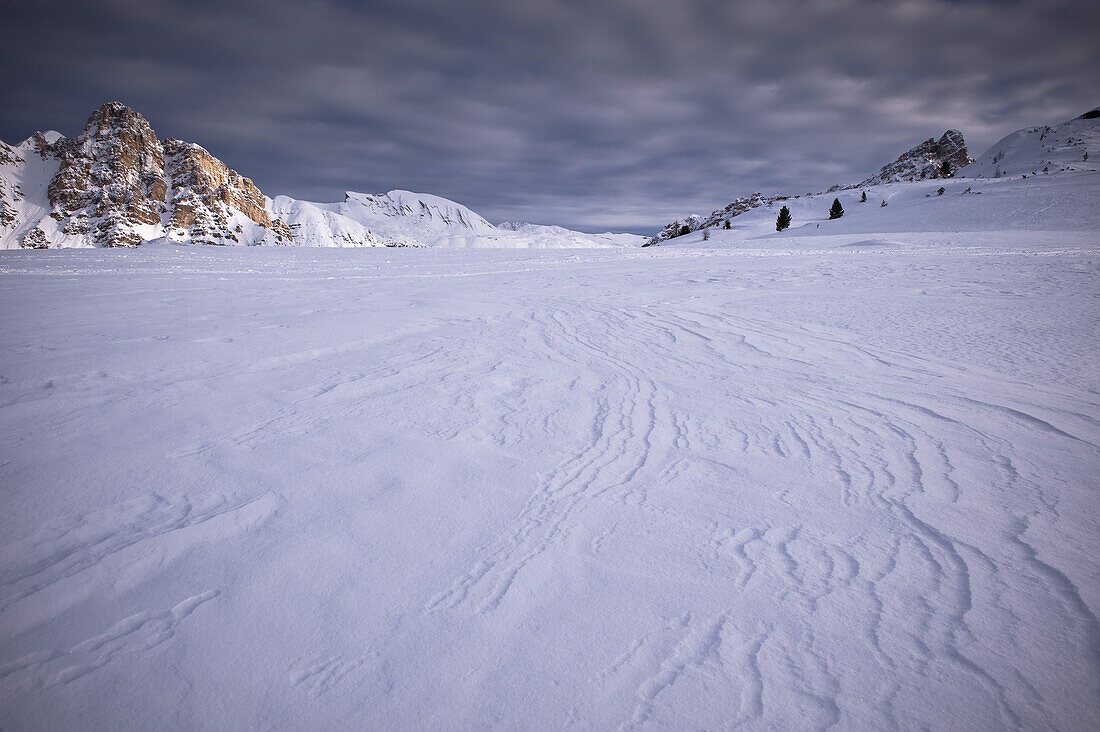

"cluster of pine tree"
[775, 198, 844, 230]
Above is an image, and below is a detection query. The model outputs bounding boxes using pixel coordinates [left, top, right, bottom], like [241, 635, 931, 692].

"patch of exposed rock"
[858, 130, 973, 187]
[645, 192, 782, 246]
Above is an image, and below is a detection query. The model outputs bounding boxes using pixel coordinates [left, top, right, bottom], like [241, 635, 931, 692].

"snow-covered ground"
[1, 227, 1097, 729]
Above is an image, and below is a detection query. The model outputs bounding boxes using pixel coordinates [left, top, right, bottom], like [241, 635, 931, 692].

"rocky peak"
[8, 102, 293, 248]
[47, 101, 167, 246]
[858, 129, 973, 187]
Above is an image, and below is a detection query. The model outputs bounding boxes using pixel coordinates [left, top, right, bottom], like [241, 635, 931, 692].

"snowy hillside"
[649, 110, 1098, 246]
[961, 108, 1100, 178]
[646, 172, 1100, 247]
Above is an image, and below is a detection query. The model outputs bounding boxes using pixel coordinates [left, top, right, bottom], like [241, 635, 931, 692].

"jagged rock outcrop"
[858, 130, 972, 187]
[164, 139, 291, 245]
[47, 102, 168, 247]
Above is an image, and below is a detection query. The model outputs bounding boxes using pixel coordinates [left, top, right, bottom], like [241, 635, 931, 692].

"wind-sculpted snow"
[0, 240, 1098, 729]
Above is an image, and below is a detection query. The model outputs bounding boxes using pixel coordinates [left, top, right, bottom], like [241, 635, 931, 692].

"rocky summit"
[2, 102, 293, 248]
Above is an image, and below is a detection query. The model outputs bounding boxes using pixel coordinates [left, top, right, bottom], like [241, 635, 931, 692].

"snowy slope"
[0, 133, 70, 249]
[1, 234, 1098, 730]
[962, 108, 1099, 178]
[643, 171, 1100, 250]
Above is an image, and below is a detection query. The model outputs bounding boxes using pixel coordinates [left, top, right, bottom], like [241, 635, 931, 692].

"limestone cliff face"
[4, 102, 293, 248]
[47, 102, 167, 247]
[164, 139, 291, 245]
[858, 130, 973, 187]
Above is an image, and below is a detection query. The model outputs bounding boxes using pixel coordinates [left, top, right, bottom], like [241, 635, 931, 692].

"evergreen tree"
[829, 198, 844, 219]
[775, 205, 791, 231]
[724, 219, 731, 229]
[860, 191, 867, 203]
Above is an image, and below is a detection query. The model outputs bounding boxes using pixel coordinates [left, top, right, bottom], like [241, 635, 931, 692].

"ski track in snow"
[0, 242, 1098, 730]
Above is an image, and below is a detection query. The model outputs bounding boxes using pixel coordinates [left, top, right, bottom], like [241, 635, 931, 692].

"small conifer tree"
[829, 198, 844, 219]
[860, 191, 867, 202]
[776, 206, 791, 231]
[724, 219, 731, 229]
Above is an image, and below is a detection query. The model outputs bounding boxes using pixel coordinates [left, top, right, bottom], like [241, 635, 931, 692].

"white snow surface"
[2, 197, 1099, 729]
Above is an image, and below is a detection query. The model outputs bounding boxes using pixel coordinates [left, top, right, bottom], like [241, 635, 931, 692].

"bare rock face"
[48, 102, 168, 247]
[859, 130, 973, 187]
[164, 139, 291, 245]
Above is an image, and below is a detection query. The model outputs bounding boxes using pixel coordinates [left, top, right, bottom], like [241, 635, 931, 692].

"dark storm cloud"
[2, 0, 1097, 232]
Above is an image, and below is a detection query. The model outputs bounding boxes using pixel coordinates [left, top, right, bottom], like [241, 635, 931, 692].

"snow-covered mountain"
[1, 103, 643, 250]
[961, 108, 1100, 178]
[271, 190, 640, 248]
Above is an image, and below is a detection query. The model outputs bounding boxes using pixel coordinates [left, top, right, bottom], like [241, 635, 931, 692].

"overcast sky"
[2, 0, 1097, 233]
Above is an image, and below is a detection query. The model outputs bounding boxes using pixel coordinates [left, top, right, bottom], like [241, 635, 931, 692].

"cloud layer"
[3, 0, 1097, 232]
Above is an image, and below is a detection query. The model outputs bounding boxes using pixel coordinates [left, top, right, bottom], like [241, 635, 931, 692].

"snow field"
[0, 239, 1098, 729]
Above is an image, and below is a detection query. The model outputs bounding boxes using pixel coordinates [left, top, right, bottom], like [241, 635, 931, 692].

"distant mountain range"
[3, 103, 1097, 250]
[645, 108, 1098, 246]
[0, 102, 642, 250]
